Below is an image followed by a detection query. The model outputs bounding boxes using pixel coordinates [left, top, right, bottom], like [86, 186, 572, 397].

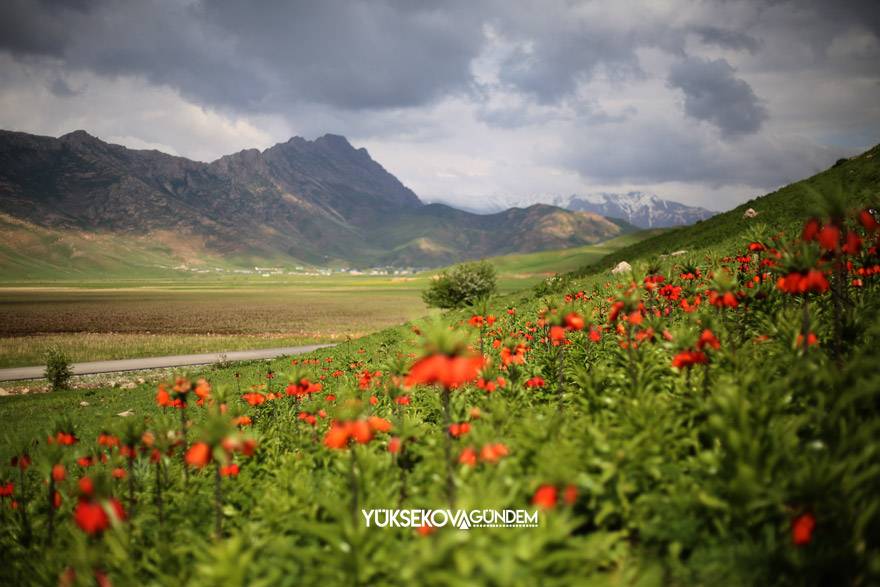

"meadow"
[0, 148, 877, 585]
[0, 235, 655, 369]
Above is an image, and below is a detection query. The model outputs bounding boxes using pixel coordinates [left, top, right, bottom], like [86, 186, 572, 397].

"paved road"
[0, 344, 335, 382]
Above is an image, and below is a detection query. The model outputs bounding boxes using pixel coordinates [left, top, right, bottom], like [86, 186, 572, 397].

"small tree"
[422, 261, 497, 310]
[44, 347, 72, 391]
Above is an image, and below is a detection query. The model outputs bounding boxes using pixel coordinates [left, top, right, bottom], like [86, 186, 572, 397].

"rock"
[79, 401, 90, 407]
[0, 388, 8, 396]
[117, 409, 134, 417]
[120, 382, 136, 390]
[611, 261, 632, 275]
[743, 208, 758, 218]
[670, 250, 687, 257]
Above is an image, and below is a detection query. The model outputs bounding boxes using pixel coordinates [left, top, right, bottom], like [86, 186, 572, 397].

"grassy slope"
[571, 144, 880, 277]
[0, 146, 878, 585]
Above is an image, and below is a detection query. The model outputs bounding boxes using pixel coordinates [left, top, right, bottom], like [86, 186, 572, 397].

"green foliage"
[422, 261, 497, 309]
[0, 148, 879, 585]
[43, 346, 72, 391]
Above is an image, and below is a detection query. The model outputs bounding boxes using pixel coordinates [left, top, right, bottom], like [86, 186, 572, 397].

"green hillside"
[571, 144, 880, 277]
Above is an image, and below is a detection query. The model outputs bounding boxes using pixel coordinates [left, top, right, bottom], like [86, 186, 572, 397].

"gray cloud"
[668, 57, 768, 136]
[0, 0, 878, 210]
[692, 26, 760, 52]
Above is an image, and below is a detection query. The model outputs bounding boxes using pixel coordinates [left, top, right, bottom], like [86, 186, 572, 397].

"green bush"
[422, 260, 497, 309]
[44, 346, 72, 391]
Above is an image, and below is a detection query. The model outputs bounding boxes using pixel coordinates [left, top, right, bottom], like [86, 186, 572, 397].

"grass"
[0, 146, 878, 585]
[0, 232, 649, 369]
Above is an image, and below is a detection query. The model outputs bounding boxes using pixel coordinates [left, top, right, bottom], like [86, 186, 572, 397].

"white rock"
[117, 409, 134, 417]
[611, 261, 632, 274]
[79, 401, 90, 407]
[743, 208, 758, 218]
[670, 250, 687, 257]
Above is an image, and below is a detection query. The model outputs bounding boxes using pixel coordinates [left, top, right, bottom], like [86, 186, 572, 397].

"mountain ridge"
[0, 129, 632, 275]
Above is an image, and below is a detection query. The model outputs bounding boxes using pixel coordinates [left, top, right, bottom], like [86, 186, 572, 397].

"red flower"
[449, 422, 471, 438]
[564, 312, 585, 331]
[791, 512, 816, 546]
[802, 218, 821, 241]
[859, 209, 879, 231]
[776, 270, 829, 295]
[549, 325, 566, 344]
[156, 385, 171, 407]
[404, 354, 484, 389]
[185, 442, 212, 468]
[74, 499, 125, 535]
[697, 329, 720, 351]
[672, 350, 708, 369]
[388, 437, 402, 454]
[563, 484, 578, 505]
[818, 224, 840, 251]
[52, 464, 66, 483]
[479, 443, 509, 463]
[242, 392, 266, 406]
[111, 468, 126, 480]
[842, 231, 862, 256]
[796, 332, 819, 347]
[532, 484, 558, 509]
[458, 447, 478, 467]
[367, 416, 392, 433]
[220, 464, 240, 477]
[525, 376, 545, 388]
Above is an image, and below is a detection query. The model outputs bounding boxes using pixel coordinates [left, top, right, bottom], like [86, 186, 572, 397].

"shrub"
[44, 346, 73, 391]
[422, 261, 497, 309]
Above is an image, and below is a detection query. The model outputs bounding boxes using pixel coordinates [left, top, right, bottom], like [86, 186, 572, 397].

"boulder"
[743, 208, 758, 218]
[611, 261, 632, 274]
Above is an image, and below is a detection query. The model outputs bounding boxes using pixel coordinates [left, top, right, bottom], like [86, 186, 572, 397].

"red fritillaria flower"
[11, 454, 31, 471]
[525, 376, 545, 388]
[185, 442, 212, 468]
[791, 512, 816, 546]
[777, 269, 830, 295]
[388, 437, 402, 454]
[818, 224, 840, 251]
[532, 484, 558, 509]
[549, 325, 566, 344]
[449, 422, 471, 438]
[220, 464, 240, 477]
[324, 423, 350, 449]
[52, 464, 66, 483]
[563, 484, 578, 506]
[672, 350, 708, 369]
[859, 208, 879, 231]
[404, 354, 484, 389]
[564, 312, 585, 331]
[458, 447, 478, 467]
[802, 218, 821, 242]
[697, 329, 720, 351]
[479, 443, 509, 463]
[74, 499, 126, 535]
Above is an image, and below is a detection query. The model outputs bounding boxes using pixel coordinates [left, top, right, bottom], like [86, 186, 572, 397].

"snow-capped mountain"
[552, 192, 715, 228]
[428, 192, 715, 228]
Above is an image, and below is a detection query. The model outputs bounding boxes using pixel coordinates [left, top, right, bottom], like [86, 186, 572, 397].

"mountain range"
[435, 192, 715, 228]
[0, 130, 634, 274]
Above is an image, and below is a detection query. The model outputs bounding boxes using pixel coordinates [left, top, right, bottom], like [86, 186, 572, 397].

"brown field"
[0, 282, 429, 368]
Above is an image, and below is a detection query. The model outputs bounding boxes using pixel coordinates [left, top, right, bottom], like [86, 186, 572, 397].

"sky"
[0, 0, 878, 212]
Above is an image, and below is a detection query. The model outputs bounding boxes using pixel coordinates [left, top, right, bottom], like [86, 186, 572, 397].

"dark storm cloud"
[0, 0, 487, 112]
[668, 57, 768, 136]
[692, 26, 760, 52]
[0, 0, 877, 202]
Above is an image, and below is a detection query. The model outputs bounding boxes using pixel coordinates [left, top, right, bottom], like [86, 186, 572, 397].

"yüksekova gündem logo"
[362, 508, 539, 530]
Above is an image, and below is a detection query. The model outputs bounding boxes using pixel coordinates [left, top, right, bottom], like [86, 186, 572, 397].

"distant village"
[171, 265, 425, 277]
